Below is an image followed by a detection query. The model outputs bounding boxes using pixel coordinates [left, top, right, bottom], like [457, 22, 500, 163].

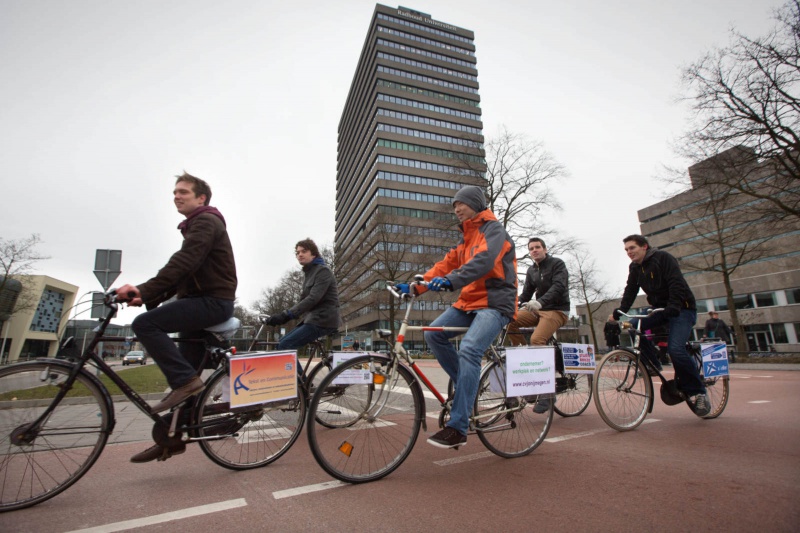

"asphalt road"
[3, 364, 799, 532]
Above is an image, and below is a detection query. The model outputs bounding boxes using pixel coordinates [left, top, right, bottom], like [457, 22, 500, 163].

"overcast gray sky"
[0, 0, 784, 324]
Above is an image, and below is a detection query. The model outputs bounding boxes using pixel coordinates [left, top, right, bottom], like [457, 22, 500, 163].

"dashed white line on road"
[66, 498, 247, 533]
[544, 418, 660, 442]
[748, 400, 771, 404]
[434, 451, 494, 465]
[273, 480, 347, 499]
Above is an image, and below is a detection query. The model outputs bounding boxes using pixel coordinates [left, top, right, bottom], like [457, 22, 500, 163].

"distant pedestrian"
[704, 311, 732, 344]
[604, 315, 621, 349]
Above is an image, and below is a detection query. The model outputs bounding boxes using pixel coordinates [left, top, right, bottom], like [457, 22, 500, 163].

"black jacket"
[519, 254, 570, 313]
[705, 318, 732, 343]
[619, 248, 696, 313]
[289, 260, 341, 330]
[604, 321, 621, 345]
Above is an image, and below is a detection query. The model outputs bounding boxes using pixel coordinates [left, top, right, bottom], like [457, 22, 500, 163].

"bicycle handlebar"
[619, 308, 665, 320]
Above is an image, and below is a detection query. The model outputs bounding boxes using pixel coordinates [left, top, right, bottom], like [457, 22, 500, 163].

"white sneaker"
[688, 393, 711, 417]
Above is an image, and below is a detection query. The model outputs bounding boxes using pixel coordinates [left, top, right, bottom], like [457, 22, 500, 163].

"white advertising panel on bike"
[226, 351, 298, 408]
[561, 343, 596, 374]
[502, 346, 556, 396]
[332, 351, 371, 384]
[700, 343, 729, 377]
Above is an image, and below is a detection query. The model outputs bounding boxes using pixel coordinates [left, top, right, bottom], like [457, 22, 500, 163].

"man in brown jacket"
[117, 172, 237, 462]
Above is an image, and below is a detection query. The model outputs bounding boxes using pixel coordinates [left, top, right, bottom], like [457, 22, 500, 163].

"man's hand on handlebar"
[428, 277, 452, 292]
[115, 284, 143, 307]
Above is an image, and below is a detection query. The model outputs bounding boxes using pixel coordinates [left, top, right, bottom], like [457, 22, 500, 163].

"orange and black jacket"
[424, 209, 518, 320]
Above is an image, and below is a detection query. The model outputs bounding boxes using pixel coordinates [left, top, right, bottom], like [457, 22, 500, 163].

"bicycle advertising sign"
[226, 351, 298, 409]
[560, 343, 596, 374]
[500, 346, 556, 396]
[700, 343, 730, 377]
[331, 351, 371, 384]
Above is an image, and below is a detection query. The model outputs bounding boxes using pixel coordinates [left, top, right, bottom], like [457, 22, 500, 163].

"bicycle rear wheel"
[307, 358, 348, 428]
[474, 359, 553, 458]
[195, 368, 305, 470]
[306, 355, 423, 483]
[0, 361, 112, 512]
[553, 373, 593, 417]
[593, 350, 652, 431]
[703, 374, 730, 419]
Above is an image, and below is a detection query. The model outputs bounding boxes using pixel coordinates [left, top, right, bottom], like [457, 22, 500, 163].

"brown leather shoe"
[130, 442, 186, 463]
[150, 376, 205, 414]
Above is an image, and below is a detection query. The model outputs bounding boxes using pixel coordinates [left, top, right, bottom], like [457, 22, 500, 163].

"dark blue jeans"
[132, 297, 234, 389]
[278, 324, 338, 377]
[635, 309, 705, 396]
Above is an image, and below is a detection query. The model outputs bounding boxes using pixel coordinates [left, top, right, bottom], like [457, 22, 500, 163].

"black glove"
[267, 310, 292, 326]
[612, 308, 625, 321]
[664, 307, 680, 318]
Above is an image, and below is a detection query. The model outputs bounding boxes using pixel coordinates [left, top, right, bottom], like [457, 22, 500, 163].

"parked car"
[122, 350, 147, 366]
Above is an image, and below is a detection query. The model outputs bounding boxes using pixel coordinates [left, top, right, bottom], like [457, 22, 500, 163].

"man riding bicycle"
[117, 172, 237, 462]
[397, 185, 518, 449]
[613, 234, 709, 417]
[265, 238, 341, 372]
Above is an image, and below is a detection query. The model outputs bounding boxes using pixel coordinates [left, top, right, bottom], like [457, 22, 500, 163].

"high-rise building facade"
[335, 5, 486, 350]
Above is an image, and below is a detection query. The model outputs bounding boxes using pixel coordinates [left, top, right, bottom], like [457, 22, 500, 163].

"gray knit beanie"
[452, 186, 487, 213]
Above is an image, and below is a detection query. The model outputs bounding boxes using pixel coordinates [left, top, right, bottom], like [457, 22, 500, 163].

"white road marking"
[434, 451, 494, 465]
[544, 418, 660, 443]
[748, 400, 771, 404]
[273, 480, 347, 499]
[66, 498, 247, 533]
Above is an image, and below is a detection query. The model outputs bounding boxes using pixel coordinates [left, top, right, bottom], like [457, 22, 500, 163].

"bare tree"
[671, 176, 794, 352]
[0, 234, 50, 361]
[674, 0, 800, 220]
[564, 245, 619, 349]
[463, 126, 567, 255]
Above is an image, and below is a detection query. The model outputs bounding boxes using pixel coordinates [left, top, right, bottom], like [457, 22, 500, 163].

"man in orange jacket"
[398, 185, 518, 449]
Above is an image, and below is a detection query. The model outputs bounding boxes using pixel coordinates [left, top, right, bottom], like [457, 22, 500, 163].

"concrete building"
[0, 275, 78, 363]
[335, 4, 486, 350]
[578, 147, 800, 354]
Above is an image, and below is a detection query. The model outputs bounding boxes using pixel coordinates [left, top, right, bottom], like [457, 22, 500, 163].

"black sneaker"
[533, 397, 553, 414]
[427, 427, 466, 449]
[688, 393, 711, 417]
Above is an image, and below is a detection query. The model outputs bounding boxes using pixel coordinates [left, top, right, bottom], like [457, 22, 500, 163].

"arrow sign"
[94, 249, 122, 291]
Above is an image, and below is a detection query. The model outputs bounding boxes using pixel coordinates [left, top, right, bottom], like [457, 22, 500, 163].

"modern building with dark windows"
[335, 5, 486, 351]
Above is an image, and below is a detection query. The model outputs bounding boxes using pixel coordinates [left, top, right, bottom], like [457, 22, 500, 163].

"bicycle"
[247, 314, 345, 428]
[500, 328, 594, 418]
[592, 309, 730, 431]
[305, 277, 554, 483]
[0, 291, 307, 512]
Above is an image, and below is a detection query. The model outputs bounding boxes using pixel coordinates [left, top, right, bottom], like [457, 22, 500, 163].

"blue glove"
[395, 283, 411, 294]
[428, 277, 452, 292]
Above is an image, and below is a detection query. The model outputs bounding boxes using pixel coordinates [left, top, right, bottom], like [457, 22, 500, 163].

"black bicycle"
[0, 292, 306, 512]
[592, 309, 730, 431]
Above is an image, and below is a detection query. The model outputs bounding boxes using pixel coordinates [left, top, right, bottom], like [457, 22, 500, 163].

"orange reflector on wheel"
[373, 374, 386, 384]
[338, 441, 354, 457]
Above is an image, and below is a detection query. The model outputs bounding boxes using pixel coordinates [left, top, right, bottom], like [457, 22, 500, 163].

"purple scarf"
[177, 206, 226, 236]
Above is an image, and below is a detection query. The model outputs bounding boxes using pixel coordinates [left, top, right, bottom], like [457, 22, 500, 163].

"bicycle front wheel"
[474, 359, 553, 458]
[553, 373, 593, 417]
[195, 368, 305, 470]
[307, 355, 423, 483]
[0, 361, 112, 512]
[703, 374, 730, 419]
[593, 350, 652, 431]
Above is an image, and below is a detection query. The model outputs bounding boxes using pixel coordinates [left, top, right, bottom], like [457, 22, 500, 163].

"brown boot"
[130, 442, 186, 463]
[150, 376, 205, 414]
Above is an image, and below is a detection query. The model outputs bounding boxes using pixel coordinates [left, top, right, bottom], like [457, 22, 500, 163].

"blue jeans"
[635, 309, 705, 396]
[132, 297, 234, 389]
[424, 307, 510, 436]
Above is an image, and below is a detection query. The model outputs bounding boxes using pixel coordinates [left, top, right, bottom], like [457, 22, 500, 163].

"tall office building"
[335, 5, 486, 350]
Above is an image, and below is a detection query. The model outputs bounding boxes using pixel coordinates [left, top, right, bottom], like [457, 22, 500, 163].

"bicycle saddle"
[205, 317, 241, 339]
